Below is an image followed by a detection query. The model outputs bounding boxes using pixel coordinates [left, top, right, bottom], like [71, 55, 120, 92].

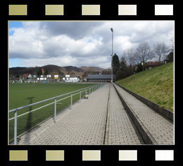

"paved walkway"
[16, 83, 144, 145]
[114, 84, 174, 145]
[15, 83, 172, 145]
[106, 85, 144, 145]
[17, 84, 109, 145]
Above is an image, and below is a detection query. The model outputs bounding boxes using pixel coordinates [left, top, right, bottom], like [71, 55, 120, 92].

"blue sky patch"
[87, 39, 93, 43]
[9, 21, 23, 36]
[9, 58, 23, 68]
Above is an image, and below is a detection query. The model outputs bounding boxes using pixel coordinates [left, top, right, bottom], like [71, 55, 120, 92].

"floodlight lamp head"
[110, 28, 113, 32]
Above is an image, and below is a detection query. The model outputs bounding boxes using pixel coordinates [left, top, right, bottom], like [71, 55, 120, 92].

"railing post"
[14, 110, 17, 145]
[80, 90, 81, 102]
[54, 98, 57, 123]
[70, 93, 72, 110]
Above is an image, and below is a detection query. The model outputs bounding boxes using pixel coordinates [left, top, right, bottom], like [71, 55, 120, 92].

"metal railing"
[9, 84, 100, 145]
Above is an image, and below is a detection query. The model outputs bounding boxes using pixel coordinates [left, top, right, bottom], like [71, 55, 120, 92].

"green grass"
[116, 62, 173, 112]
[9, 83, 98, 142]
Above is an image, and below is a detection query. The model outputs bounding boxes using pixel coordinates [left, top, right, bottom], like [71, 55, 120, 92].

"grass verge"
[116, 62, 173, 112]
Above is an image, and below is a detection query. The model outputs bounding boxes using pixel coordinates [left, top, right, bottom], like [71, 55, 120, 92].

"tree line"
[112, 41, 173, 80]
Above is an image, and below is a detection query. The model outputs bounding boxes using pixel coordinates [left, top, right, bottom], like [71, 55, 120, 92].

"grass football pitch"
[9, 83, 98, 142]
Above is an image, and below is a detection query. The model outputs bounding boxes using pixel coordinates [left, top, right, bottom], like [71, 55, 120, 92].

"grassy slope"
[116, 62, 173, 112]
[9, 83, 96, 141]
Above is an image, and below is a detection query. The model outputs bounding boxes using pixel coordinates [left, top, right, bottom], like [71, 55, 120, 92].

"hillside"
[9, 65, 107, 77]
[116, 62, 173, 112]
[9, 65, 84, 75]
[80, 66, 104, 72]
[9, 65, 61, 75]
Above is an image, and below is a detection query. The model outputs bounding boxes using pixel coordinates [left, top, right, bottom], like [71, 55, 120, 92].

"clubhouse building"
[86, 74, 116, 82]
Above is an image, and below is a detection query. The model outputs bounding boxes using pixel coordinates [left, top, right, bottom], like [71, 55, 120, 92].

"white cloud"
[9, 21, 174, 68]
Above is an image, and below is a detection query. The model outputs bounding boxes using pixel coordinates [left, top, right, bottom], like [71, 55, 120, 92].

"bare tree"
[121, 49, 136, 75]
[153, 42, 170, 62]
[133, 42, 154, 64]
[170, 37, 174, 52]
[122, 49, 135, 66]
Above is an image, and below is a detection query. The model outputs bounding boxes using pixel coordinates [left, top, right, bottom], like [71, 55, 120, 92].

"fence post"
[70, 93, 72, 110]
[80, 90, 81, 102]
[14, 110, 17, 145]
[54, 98, 57, 123]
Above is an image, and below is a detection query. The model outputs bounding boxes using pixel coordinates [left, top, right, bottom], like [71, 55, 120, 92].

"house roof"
[145, 61, 164, 67]
[86, 74, 115, 80]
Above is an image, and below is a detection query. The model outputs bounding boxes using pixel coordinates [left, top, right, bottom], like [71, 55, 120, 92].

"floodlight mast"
[110, 28, 113, 83]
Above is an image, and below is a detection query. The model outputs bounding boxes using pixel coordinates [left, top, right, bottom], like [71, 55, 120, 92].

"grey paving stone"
[114, 84, 174, 145]
[16, 83, 169, 145]
[17, 84, 110, 145]
[106, 84, 143, 145]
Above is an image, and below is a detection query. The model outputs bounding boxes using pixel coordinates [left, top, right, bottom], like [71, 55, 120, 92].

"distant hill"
[9, 65, 83, 75]
[64, 66, 83, 72]
[80, 66, 104, 72]
[9, 65, 59, 75]
[9, 65, 106, 76]
[9, 67, 38, 75]
[116, 62, 173, 112]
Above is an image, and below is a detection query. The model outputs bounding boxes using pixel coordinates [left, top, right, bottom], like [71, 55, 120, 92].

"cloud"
[129, 21, 174, 45]
[39, 21, 104, 39]
[9, 21, 174, 68]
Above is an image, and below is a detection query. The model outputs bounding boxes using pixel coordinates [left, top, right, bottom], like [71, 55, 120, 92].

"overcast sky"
[9, 21, 174, 68]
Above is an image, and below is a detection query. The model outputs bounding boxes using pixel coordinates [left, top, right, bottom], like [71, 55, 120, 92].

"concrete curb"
[113, 84, 158, 145]
[103, 84, 111, 145]
[115, 83, 173, 123]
